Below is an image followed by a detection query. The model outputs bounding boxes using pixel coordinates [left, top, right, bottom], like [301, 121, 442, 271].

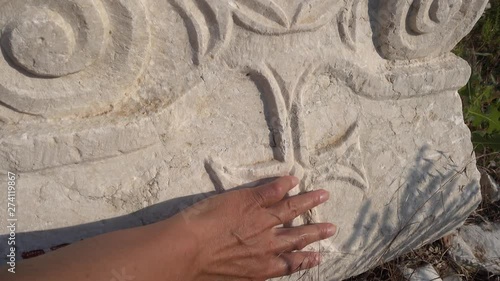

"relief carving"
[0, 0, 489, 279]
[171, 0, 344, 64]
[169, 0, 232, 65]
[375, 0, 489, 59]
[0, 0, 150, 117]
[231, 0, 340, 35]
[205, 62, 369, 203]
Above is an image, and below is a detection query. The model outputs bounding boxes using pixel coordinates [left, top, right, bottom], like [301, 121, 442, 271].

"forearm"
[1, 177, 333, 281]
[1, 218, 197, 281]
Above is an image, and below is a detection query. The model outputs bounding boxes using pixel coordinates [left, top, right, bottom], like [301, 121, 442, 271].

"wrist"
[147, 216, 201, 281]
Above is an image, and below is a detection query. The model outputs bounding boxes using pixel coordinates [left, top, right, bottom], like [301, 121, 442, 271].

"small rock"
[449, 223, 500, 275]
[480, 170, 500, 203]
[401, 264, 442, 281]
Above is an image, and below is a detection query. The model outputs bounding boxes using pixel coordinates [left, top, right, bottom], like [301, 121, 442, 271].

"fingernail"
[319, 190, 330, 202]
[326, 224, 337, 236]
[290, 176, 299, 186]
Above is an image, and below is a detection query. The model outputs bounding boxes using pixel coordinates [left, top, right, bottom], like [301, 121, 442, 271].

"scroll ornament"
[0, 0, 150, 117]
[376, 0, 489, 60]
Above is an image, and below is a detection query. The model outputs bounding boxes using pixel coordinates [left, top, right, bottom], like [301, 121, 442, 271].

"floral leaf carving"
[171, 0, 345, 63]
[292, 0, 339, 29]
[204, 63, 369, 194]
[203, 63, 300, 191]
[232, 0, 338, 35]
[312, 121, 369, 191]
[247, 63, 293, 163]
[204, 157, 294, 192]
[233, 0, 289, 28]
[338, 0, 361, 51]
[170, 0, 231, 64]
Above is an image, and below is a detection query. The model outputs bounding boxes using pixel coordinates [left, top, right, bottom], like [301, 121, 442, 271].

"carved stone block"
[0, 0, 488, 279]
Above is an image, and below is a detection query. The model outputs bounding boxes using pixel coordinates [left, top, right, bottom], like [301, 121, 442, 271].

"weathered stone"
[480, 169, 500, 203]
[449, 223, 500, 275]
[401, 264, 442, 281]
[0, 0, 488, 280]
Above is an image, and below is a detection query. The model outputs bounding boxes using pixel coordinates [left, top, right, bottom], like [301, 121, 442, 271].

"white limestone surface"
[402, 264, 442, 281]
[0, 0, 488, 280]
[450, 223, 500, 275]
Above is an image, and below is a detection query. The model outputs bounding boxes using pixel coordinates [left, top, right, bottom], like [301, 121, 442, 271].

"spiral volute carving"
[0, 0, 150, 117]
[376, 0, 488, 60]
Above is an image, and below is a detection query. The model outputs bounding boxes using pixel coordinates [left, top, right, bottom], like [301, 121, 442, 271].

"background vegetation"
[454, 0, 500, 175]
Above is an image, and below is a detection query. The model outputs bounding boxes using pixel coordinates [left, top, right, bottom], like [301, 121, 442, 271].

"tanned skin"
[1, 176, 336, 281]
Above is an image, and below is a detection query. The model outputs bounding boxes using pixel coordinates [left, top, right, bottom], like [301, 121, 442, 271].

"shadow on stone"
[337, 146, 480, 279]
[1, 191, 216, 258]
[1, 146, 480, 280]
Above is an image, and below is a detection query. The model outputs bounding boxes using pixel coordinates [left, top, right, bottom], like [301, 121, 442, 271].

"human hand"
[168, 176, 336, 281]
[1, 176, 334, 281]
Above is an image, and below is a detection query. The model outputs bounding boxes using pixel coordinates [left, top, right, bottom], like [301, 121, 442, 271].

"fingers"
[249, 176, 299, 208]
[265, 251, 321, 278]
[267, 189, 329, 224]
[272, 223, 336, 252]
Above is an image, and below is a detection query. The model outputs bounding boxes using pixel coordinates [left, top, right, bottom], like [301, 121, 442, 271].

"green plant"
[454, 1, 500, 152]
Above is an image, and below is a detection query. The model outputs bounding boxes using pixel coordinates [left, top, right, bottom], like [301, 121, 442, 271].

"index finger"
[249, 176, 299, 208]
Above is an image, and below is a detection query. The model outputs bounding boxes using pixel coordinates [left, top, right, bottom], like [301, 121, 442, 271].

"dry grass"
[346, 238, 500, 281]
